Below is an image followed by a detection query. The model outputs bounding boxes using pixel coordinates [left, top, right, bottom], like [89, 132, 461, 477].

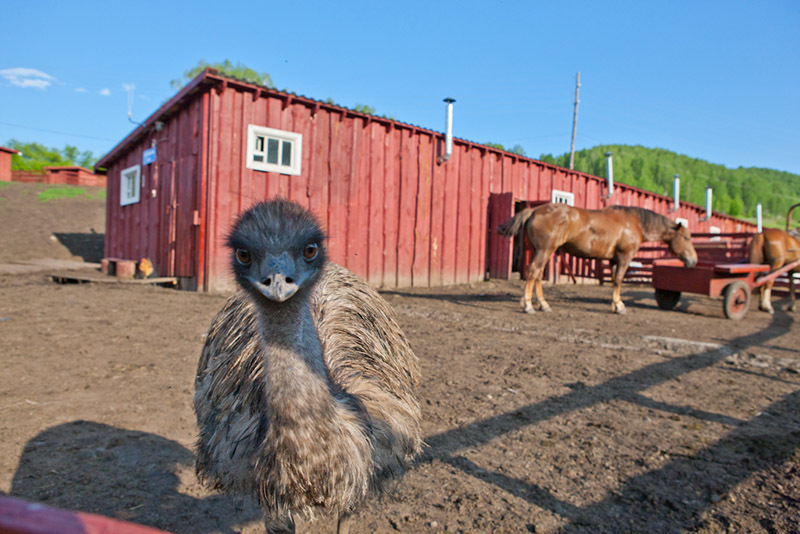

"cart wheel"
[723, 281, 750, 320]
[655, 288, 681, 310]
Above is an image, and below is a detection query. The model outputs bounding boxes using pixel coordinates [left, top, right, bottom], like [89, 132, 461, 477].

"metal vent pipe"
[438, 98, 456, 164]
[673, 174, 680, 211]
[705, 187, 713, 220]
[604, 152, 614, 197]
[756, 202, 762, 233]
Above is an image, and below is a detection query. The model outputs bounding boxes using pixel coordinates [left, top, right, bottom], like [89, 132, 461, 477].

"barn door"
[173, 157, 197, 280]
[157, 160, 177, 277]
[488, 192, 515, 279]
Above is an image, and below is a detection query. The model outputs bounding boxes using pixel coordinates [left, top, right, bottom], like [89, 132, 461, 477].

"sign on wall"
[143, 147, 156, 165]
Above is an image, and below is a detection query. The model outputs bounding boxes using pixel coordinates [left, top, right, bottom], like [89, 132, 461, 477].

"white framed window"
[120, 164, 141, 206]
[710, 225, 721, 242]
[551, 189, 574, 206]
[246, 125, 302, 175]
[675, 217, 689, 228]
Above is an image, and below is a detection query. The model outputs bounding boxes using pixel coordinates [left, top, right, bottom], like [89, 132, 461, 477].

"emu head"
[668, 222, 698, 269]
[228, 199, 327, 303]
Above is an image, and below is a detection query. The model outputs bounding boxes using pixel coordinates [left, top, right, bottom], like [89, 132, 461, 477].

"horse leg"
[521, 272, 536, 314]
[612, 255, 632, 314]
[758, 283, 774, 314]
[521, 249, 552, 313]
[535, 276, 551, 312]
[787, 271, 797, 312]
[759, 260, 783, 314]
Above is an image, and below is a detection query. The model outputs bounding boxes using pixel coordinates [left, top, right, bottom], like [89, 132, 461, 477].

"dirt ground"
[1, 182, 798, 533]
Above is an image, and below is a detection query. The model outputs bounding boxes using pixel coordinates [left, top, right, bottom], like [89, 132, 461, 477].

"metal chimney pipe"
[705, 187, 713, 220]
[673, 174, 680, 211]
[604, 152, 614, 198]
[438, 97, 456, 164]
[756, 202, 762, 233]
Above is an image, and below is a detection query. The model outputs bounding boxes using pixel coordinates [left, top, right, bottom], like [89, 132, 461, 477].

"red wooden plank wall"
[202, 83, 759, 291]
[205, 88, 564, 291]
[104, 97, 204, 285]
[103, 76, 760, 292]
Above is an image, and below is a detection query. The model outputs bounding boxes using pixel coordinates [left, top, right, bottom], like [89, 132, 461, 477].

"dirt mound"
[0, 182, 105, 263]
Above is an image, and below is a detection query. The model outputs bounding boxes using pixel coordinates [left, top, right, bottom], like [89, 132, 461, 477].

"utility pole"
[569, 72, 581, 170]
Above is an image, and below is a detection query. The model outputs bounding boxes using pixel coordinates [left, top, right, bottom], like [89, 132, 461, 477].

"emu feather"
[194, 200, 421, 533]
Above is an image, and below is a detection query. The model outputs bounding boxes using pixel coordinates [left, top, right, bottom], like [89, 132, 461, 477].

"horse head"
[668, 223, 698, 268]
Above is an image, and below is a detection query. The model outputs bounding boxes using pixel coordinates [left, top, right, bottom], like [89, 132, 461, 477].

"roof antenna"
[125, 83, 144, 128]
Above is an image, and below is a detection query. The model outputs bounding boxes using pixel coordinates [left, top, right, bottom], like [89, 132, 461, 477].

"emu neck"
[254, 293, 337, 416]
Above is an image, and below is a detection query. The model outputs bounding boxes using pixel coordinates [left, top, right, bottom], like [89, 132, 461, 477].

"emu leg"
[337, 512, 353, 534]
[265, 515, 295, 534]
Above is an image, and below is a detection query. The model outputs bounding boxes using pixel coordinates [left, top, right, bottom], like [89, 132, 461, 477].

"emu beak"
[252, 252, 301, 302]
[252, 275, 299, 302]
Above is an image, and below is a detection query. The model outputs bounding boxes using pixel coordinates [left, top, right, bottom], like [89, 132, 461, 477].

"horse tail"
[497, 208, 535, 237]
[748, 232, 765, 265]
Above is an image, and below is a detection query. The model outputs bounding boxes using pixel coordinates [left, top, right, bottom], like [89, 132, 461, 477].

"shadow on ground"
[7, 421, 260, 534]
[53, 232, 104, 262]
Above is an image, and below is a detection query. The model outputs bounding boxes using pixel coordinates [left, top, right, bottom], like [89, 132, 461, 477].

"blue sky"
[1, 0, 798, 174]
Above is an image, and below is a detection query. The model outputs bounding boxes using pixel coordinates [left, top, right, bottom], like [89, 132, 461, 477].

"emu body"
[194, 200, 421, 533]
[497, 203, 698, 314]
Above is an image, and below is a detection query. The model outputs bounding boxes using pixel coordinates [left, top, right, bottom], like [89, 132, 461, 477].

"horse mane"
[608, 206, 674, 239]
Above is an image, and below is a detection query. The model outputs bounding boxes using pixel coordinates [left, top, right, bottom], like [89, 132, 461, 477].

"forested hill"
[538, 145, 800, 221]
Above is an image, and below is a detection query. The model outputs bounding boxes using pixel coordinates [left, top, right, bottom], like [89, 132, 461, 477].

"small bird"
[135, 257, 156, 279]
[194, 199, 421, 534]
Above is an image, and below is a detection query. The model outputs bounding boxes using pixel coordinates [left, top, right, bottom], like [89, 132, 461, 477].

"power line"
[0, 121, 117, 143]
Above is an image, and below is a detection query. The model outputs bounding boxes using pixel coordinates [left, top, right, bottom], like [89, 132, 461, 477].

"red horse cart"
[652, 257, 800, 320]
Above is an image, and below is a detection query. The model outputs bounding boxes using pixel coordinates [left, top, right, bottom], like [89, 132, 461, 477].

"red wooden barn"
[96, 69, 757, 292]
[0, 146, 19, 182]
[42, 166, 106, 187]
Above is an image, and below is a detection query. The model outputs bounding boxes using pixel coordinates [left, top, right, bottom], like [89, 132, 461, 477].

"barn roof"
[95, 68, 540, 171]
[92, 70, 746, 226]
[0, 146, 21, 155]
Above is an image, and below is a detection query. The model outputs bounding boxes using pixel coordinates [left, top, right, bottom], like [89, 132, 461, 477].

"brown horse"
[498, 203, 698, 314]
[748, 228, 800, 314]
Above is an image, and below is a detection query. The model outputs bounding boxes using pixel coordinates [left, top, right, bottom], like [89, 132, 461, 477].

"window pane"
[267, 138, 279, 164]
[281, 140, 292, 167]
[255, 136, 264, 152]
[125, 173, 135, 198]
[253, 154, 264, 162]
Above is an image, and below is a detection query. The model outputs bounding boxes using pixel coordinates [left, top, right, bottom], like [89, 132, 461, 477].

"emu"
[194, 199, 422, 534]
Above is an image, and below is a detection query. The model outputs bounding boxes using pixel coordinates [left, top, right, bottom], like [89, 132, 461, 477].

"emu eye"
[303, 243, 319, 261]
[235, 248, 251, 266]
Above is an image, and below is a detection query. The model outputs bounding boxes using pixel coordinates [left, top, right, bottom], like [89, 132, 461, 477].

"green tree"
[538, 144, 800, 220]
[484, 143, 527, 157]
[509, 144, 527, 157]
[171, 59, 274, 90]
[353, 104, 376, 115]
[7, 139, 97, 171]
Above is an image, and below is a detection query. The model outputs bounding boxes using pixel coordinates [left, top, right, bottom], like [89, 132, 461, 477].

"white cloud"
[75, 87, 87, 93]
[0, 67, 56, 89]
[100, 88, 111, 96]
